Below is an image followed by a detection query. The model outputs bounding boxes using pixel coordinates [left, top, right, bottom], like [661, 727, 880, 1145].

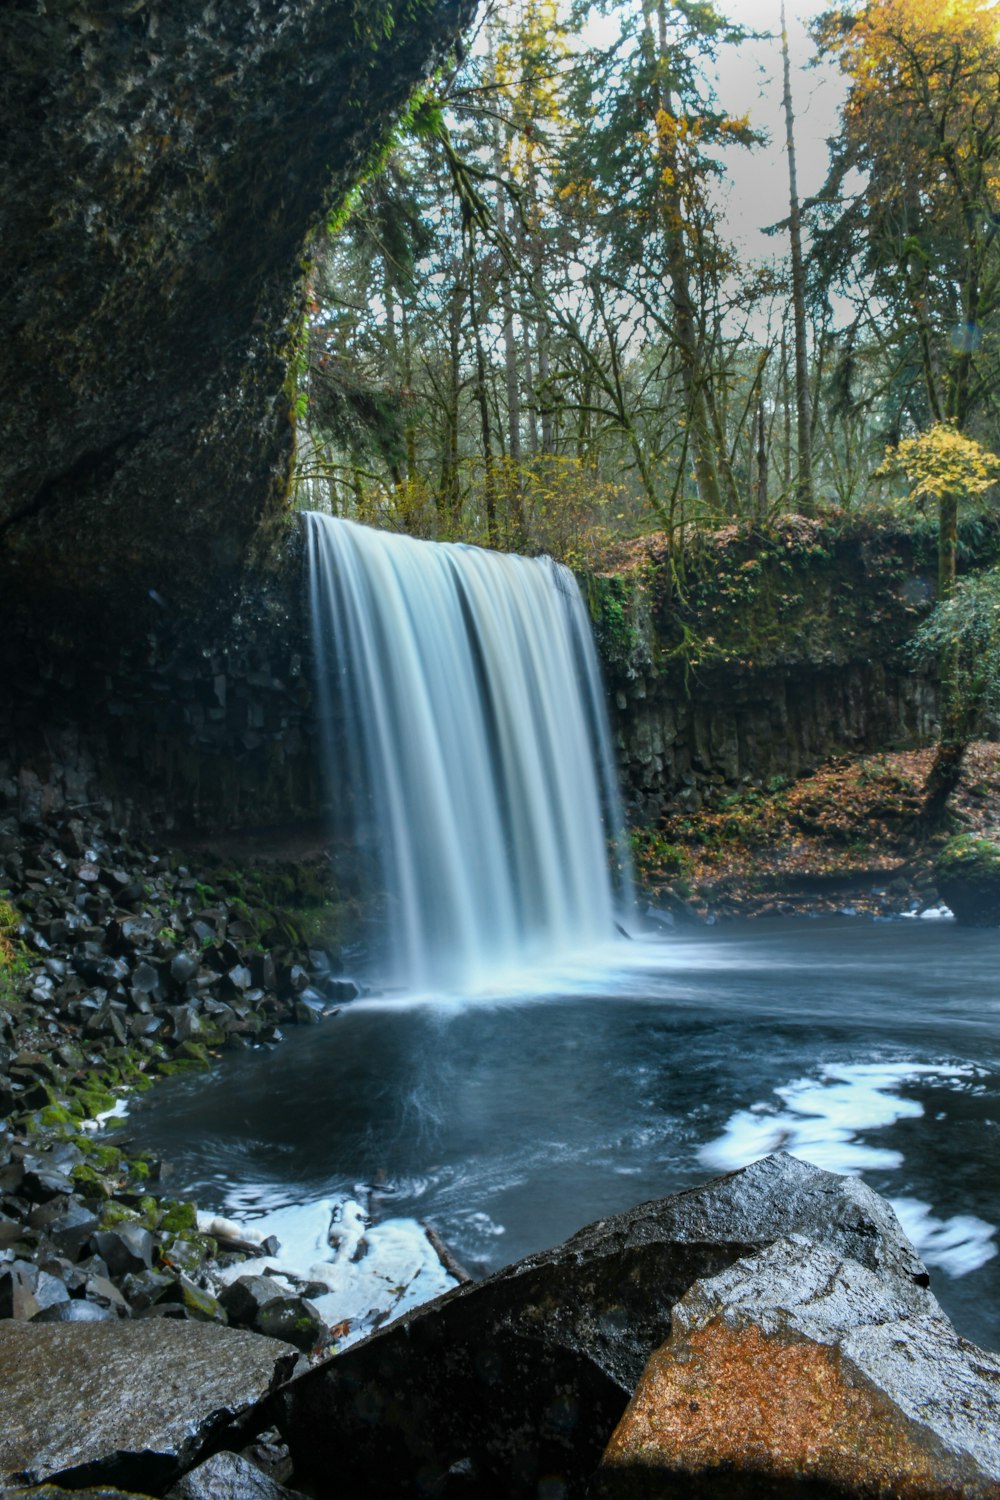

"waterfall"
[305, 513, 631, 990]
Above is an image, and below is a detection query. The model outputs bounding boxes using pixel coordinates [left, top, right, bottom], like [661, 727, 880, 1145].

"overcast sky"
[711, 1, 846, 259]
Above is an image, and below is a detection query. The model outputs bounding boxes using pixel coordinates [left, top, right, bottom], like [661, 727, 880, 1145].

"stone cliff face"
[0, 0, 474, 632]
[589, 520, 957, 822]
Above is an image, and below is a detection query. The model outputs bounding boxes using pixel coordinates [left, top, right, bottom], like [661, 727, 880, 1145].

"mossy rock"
[935, 834, 1000, 926]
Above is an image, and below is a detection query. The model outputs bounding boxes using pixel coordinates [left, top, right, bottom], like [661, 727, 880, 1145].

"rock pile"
[0, 803, 353, 1346]
[279, 1154, 1000, 1500]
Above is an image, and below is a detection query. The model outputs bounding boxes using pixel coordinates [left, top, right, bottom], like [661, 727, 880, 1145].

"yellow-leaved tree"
[878, 422, 1000, 818]
[876, 423, 1000, 595]
[815, 0, 1000, 436]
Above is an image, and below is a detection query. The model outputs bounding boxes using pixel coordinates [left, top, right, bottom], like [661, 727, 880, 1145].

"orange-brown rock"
[593, 1237, 1000, 1498]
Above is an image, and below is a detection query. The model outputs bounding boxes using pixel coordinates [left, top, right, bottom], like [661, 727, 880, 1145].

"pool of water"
[125, 916, 1000, 1350]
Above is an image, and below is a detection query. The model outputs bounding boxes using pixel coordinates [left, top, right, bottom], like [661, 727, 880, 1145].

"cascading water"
[305, 513, 631, 990]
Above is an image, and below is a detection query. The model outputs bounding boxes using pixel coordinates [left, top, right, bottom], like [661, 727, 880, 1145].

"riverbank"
[633, 741, 1000, 922]
[0, 798, 364, 1348]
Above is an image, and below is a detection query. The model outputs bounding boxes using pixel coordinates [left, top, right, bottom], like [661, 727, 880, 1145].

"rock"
[4, 1487, 159, 1499]
[0, 1319, 300, 1493]
[935, 834, 1000, 926]
[593, 1235, 1000, 1498]
[93, 1225, 155, 1277]
[279, 1153, 929, 1500]
[33, 1268, 72, 1314]
[165, 1450, 308, 1500]
[1, 0, 477, 631]
[219, 1275, 284, 1330]
[42, 1201, 101, 1261]
[155, 1275, 227, 1324]
[254, 1297, 328, 1353]
[170, 952, 201, 986]
[0, 1262, 41, 1320]
[33, 1299, 117, 1324]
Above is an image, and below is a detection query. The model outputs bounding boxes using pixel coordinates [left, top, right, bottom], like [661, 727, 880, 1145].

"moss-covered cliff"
[588, 516, 1000, 821]
[0, 0, 474, 633]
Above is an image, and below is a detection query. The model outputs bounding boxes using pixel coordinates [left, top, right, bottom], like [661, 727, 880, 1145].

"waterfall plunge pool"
[125, 915, 1000, 1351]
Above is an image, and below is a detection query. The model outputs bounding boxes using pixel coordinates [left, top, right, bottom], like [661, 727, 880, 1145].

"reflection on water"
[126, 917, 1000, 1350]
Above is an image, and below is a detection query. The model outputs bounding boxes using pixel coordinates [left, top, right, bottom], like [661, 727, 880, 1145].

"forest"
[2, 3, 1000, 1494]
[293, 0, 1000, 589]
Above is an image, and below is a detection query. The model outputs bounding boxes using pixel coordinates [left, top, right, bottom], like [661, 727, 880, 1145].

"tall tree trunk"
[437, 278, 462, 532]
[468, 249, 498, 547]
[755, 397, 768, 520]
[647, 0, 722, 517]
[781, 1, 814, 517]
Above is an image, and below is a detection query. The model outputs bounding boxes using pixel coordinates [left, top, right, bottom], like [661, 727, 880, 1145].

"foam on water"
[700, 1060, 997, 1276]
[215, 1192, 458, 1348]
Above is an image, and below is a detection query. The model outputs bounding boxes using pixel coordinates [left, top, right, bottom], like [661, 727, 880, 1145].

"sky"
[710, 1, 848, 261]
[576, 1, 846, 263]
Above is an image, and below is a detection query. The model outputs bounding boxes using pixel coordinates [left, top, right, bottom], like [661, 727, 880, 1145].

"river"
[126, 915, 1000, 1350]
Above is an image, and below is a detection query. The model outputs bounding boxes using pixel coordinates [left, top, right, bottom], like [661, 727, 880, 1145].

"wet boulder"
[165, 1449, 307, 1500]
[593, 1235, 1000, 1497]
[93, 1224, 155, 1277]
[220, 1276, 328, 1353]
[279, 1153, 931, 1500]
[219, 1275, 284, 1329]
[0, 1319, 300, 1493]
[935, 834, 1000, 926]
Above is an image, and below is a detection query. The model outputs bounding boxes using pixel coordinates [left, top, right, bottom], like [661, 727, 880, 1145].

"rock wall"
[0, 0, 475, 635]
[0, 516, 963, 838]
[0, 536, 322, 838]
[592, 519, 953, 824]
[613, 660, 938, 823]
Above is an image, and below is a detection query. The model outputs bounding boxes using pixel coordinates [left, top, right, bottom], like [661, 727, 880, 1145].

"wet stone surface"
[0, 1320, 301, 1493]
[0, 803, 355, 1347]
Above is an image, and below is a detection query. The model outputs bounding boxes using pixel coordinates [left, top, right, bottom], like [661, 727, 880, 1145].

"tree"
[885, 423, 1000, 817]
[875, 422, 1000, 595]
[557, 0, 754, 520]
[814, 0, 1000, 438]
[780, 0, 814, 515]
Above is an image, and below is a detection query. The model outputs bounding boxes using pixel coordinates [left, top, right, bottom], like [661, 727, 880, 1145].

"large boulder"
[935, 834, 1000, 926]
[0, 0, 475, 635]
[278, 1154, 933, 1500]
[0, 1319, 300, 1494]
[594, 1235, 1000, 1498]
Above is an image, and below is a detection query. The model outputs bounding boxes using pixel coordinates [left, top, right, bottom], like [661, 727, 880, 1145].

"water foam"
[699, 1060, 997, 1276]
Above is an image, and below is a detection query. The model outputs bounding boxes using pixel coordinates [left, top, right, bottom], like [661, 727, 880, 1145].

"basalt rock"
[165, 1449, 307, 1500]
[1, 0, 476, 637]
[0, 1319, 300, 1493]
[278, 1153, 933, 1500]
[593, 1236, 1000, 1498]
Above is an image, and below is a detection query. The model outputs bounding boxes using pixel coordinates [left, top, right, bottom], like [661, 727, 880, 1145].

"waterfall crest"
[306, 513, 630, 989]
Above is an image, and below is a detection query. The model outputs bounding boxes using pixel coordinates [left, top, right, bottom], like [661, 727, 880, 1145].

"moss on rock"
[935, 834, 1000, 926]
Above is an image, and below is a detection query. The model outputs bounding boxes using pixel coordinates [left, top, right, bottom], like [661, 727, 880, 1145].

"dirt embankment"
[632, 742, 1000, 922]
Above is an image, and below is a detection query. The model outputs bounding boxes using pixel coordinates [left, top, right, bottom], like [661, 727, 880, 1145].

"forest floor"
[632, 740, 1000, 923]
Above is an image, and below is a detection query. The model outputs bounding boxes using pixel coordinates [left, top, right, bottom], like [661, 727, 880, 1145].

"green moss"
[937, 833, 1000, 878]
[158, 1200, 197, 1235]
[935, 834, 1000, 926]
[37, 1103, 74, 1127]
[100, 1202, 143, 1228]
[88, 1143, 123, 1172]
[70, 1084, 118, 1121]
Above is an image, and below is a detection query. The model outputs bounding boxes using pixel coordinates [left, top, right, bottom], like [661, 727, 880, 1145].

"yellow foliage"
[876, 423, 1000, 499]
[823, 0, 1000, 213]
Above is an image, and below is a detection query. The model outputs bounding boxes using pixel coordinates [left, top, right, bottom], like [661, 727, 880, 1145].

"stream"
[126, 915, 1000, 1351]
